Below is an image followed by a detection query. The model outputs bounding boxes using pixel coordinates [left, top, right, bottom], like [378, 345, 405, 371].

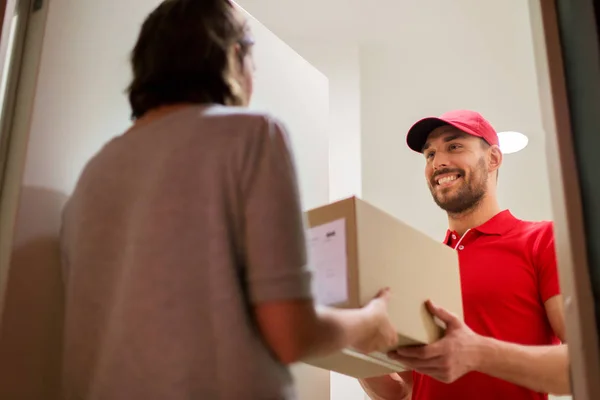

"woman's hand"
[351, 288, 399, 354]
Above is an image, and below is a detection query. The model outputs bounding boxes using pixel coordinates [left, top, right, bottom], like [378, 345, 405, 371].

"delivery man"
[359, 110, 570, 400]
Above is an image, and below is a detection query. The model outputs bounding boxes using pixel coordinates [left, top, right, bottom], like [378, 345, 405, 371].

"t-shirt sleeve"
[241, 115, 313, 304]
[534, 222, 561, 303]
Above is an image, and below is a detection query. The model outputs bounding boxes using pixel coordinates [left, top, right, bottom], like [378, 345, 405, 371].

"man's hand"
[389, 299, 570, 395]
[388, 300, 483, 383]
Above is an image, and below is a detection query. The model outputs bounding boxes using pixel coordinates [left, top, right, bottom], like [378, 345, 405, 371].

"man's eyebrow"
[422, 133, 467, 151]
[443, 134, 465, 142]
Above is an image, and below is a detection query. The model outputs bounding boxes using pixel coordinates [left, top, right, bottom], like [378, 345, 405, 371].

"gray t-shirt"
[60, 105, 313, 400]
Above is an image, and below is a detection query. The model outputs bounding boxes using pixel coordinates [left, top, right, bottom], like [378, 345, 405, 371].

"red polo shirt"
[411, 210, 561, 400]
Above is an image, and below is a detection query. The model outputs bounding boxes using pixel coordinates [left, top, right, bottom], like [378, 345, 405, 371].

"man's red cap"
[406, 110, 499, 153]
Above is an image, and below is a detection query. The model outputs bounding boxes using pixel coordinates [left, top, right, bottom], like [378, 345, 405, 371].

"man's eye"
[449, 143, 461, 150]
[425, 152, 434, 159]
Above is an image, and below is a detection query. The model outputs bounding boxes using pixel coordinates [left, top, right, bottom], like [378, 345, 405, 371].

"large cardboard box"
[302, 196, 463, 378]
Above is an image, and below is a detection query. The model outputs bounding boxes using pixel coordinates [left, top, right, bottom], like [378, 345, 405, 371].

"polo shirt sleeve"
[534, 221, 561, 303]
[240, 115, 313, 304]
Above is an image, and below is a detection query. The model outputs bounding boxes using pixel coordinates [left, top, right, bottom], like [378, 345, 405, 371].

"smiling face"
[423, 125, 501, 215]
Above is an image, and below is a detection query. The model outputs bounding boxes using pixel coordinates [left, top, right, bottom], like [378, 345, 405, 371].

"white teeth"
[437, 175, 459, 185]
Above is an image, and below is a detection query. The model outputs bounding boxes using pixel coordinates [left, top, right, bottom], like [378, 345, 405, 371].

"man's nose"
[432, 153, 450, 170]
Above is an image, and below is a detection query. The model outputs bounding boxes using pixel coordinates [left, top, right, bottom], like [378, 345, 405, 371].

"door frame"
[0, 0, 40, 318]
[529, 0, 600, 398]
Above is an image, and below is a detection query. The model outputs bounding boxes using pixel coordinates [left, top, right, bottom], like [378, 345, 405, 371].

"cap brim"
[406, 118, 450, 153]
[406, 117, 488, 152]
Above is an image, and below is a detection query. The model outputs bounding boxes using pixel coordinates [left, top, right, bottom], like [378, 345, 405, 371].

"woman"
[60, 0, 398, 399]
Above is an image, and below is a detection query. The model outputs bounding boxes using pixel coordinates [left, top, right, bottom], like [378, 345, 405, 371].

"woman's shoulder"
[200, 105, 291, 140]
[203, 105, 284, 126]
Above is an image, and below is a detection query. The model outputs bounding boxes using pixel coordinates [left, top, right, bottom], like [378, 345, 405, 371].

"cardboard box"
[302, 196, 463, 378]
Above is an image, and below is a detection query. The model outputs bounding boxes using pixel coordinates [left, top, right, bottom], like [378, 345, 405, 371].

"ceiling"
[236, 0, 533, 44]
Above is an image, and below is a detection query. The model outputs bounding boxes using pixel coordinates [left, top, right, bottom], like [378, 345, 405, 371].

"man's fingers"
[426, 300, 461, 328]
[393, 346, 427, 359]
[390, 359, 454, 384]
[389, 354, 445, 371]
[393, 342, 442, 360]
[388, 347, 440, 362]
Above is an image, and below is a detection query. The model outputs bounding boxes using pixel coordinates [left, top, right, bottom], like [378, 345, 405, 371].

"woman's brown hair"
[127, 0, 253, 119]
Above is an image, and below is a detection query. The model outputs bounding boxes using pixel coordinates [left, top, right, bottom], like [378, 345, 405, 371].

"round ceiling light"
[497, 131, 529, 154]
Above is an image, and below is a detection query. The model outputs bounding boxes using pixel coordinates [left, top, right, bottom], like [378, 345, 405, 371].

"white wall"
[244, 11, 330, 209]
[286, 41, 362, 201]
[0, 1, 332, 398]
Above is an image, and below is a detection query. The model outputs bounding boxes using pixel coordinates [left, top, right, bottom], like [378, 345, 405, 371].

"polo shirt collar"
[475, 210, 519, 235]
[444, 210, 518, 244]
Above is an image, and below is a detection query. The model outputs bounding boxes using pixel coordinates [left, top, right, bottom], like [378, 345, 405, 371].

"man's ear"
[488, 145, 503, 174]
